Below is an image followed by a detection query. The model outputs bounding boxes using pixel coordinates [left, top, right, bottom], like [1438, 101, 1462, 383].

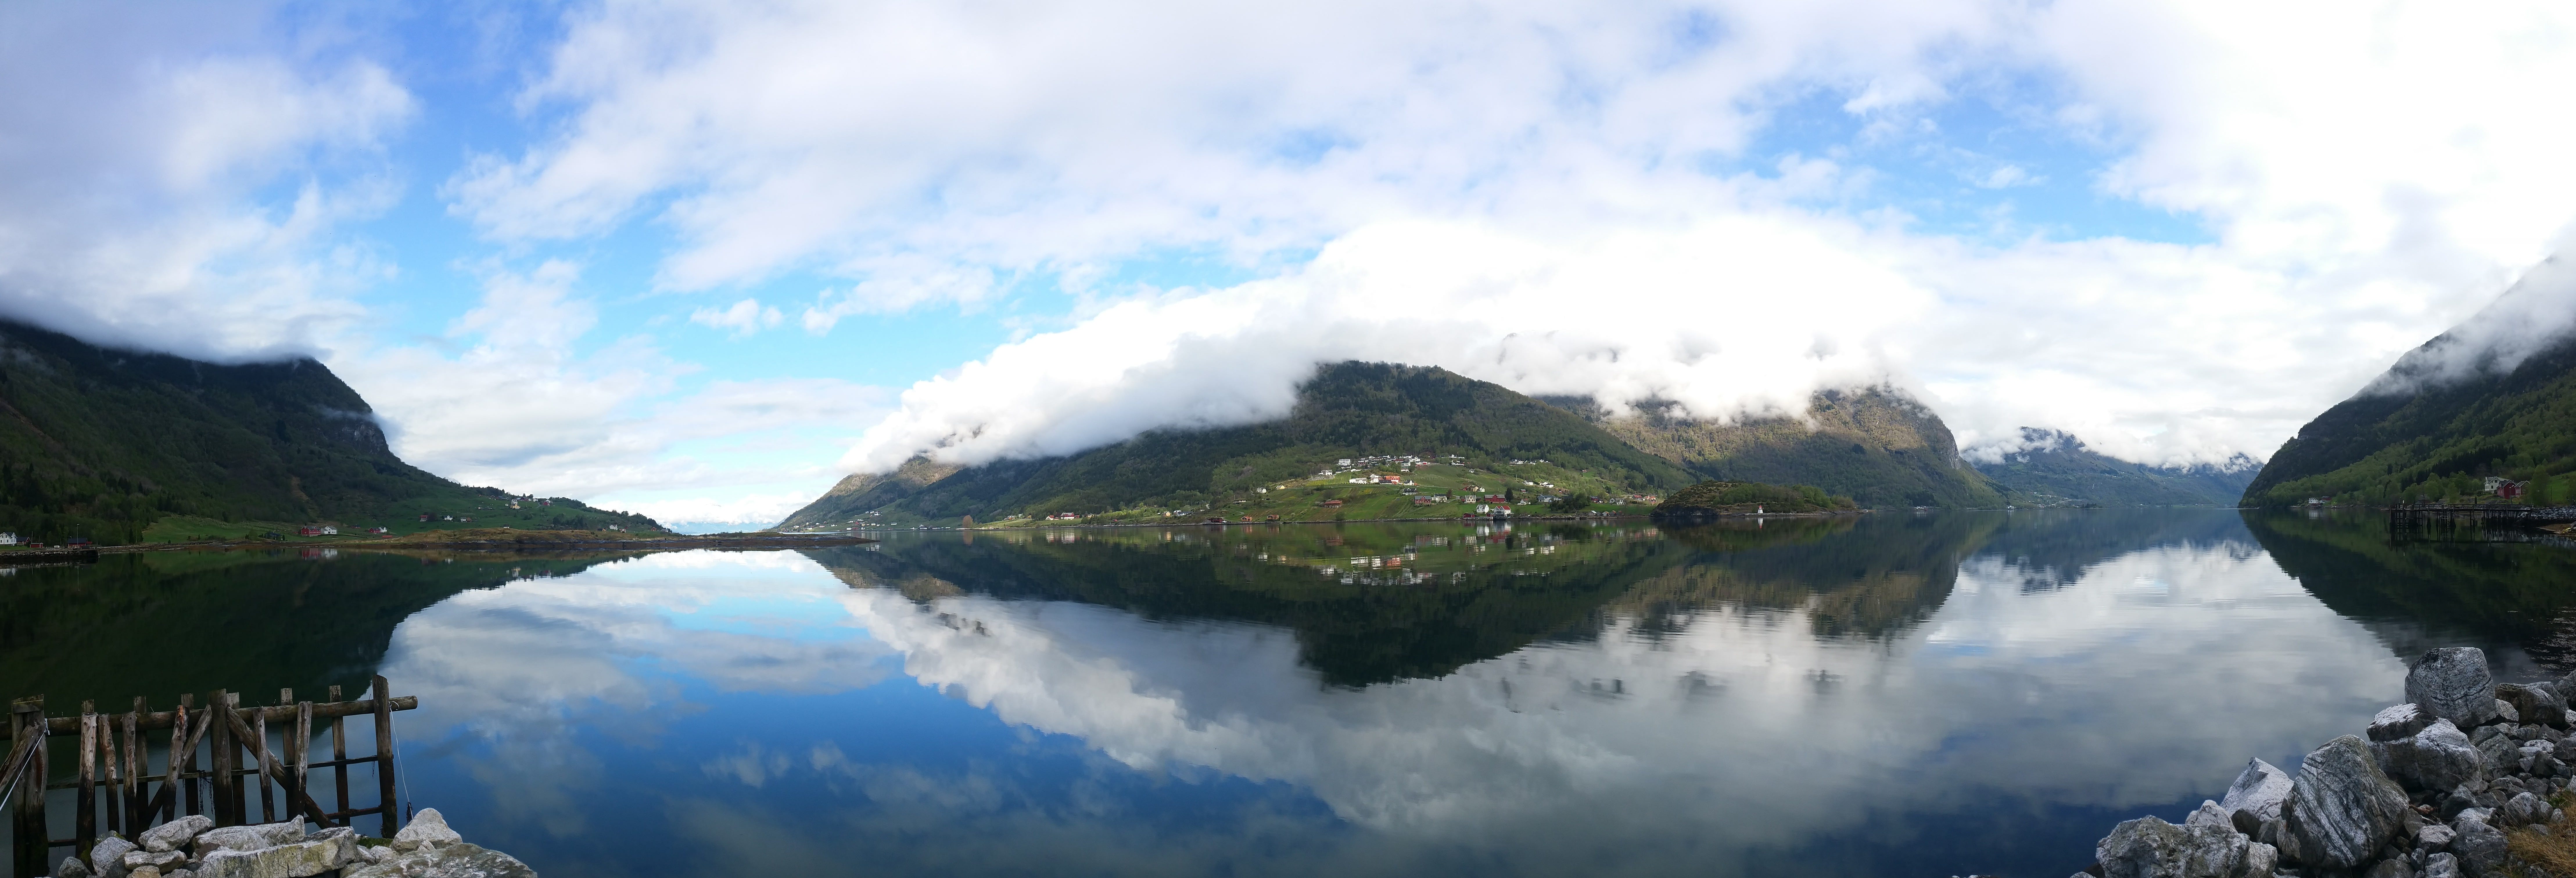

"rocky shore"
[2072, 647, 2576, 878]
[52, 808, 532, 878]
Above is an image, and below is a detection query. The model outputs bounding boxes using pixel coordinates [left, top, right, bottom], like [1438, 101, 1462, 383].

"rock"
[193, 819, 304, 854]
[2417, 821, 2457, 853]
[2375, 704, 2441, 742]
[2503, 791, 2553, 826]
[2280, 735, 2413, 870]
[392, 808, 464, 852]
[341, 843, 535, 878]
[2474, 732, 2519, 774]
[92, 835, 139, 877]
[2367, 857, 2418, 878]
[195, 833, 356, 878]
[2496, 699, 2521, 724]
[57, 856, 94, 878]
[130, 868, 160, 878]
[2450, 814, 2507, 878]
[2423, 852, 2462, 878]
[2096, 816, 2256, 878]
[354, 845, 393, 865]
[2501, 683, 2570, 728]
[2379, 719, 2487, 795]
[2222, 758, 2295, 824]
[2242, 841, 2276, 877]
[123, 851, 186, 872]
[141, 816, 213, 853]
[2185, 801, 2233, 829]
[2409, 649, 2501, 727]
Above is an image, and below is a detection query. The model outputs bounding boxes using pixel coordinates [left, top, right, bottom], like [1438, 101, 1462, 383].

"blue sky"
[4, 0, 2574, 528]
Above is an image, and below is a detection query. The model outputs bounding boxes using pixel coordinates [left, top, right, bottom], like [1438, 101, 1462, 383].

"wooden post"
[76, 703, 96, 853]
[178, 695, 200, 819]
[209, 690, 236, 827]
[292, 700, 312, 822]
[123, 700, 142, 832]
[254, 707, 275, 823]
[373, 675, 399, 838]
[98, 711, 119, 838]
[9, 697, 46, 878]
[329, 685, 348, 825]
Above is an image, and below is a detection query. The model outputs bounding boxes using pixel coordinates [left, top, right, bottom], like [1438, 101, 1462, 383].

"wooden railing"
[2, 676, 417, 877]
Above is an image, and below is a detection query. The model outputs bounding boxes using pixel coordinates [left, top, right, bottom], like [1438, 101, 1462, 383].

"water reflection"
[10, 512, 2576, 877]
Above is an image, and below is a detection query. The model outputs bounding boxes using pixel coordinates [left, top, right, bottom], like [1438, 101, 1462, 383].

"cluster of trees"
[1653, 480, 1857, 516]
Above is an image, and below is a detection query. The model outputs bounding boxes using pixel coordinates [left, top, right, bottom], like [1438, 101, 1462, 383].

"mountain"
[1551, 387, 2002, 508]
[777, 361, 1699, 528]
[0, 318, 659, 543]
[1972, 428, 2258, 507]
[2241, 275, 2576, 506]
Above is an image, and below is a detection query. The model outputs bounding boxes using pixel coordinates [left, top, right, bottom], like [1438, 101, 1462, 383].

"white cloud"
[690, 298, 785, 337]
[453, 0, 2010, 296]
[0, 2, 414, 361]
[456, 0, 2576, 471]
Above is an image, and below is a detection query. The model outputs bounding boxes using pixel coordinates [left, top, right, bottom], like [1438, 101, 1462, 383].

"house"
[419, 514, 432, 522]
[1413, 496, 1442, 505]
[298, 526, 322, 537]
[2501, 481, 2527, 499]
[369, 527, 390, 535]
[320, 526, 338, 535]
[0, 532, 15, 546]
[66, 537, 91, 547]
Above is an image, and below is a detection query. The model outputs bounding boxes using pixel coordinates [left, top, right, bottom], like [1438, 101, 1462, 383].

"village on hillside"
[814, 453, 1669, 531]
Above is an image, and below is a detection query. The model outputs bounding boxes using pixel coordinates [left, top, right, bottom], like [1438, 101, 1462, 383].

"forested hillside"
[0, 319, 658, 543]
[2242, 296, 2576, 506]
[778, 361, 1699, 528]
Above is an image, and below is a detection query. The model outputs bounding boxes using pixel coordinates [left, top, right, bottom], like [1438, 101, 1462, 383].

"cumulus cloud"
[453, 0, 2576, 472]
[454, 0, 2012, 294]
[0, 2, 413, 361]
[690, 298, 785, 337]
[842, 218, 1924, 472]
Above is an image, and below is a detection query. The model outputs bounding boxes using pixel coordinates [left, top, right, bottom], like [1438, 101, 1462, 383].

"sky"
[4, 0, 2576, 529]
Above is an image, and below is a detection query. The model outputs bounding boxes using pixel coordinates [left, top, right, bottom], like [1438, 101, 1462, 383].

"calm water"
[9, 510, 2576, 877]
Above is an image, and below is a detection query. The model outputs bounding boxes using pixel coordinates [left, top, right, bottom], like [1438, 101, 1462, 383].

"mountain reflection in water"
[7, 510, 2575, 877]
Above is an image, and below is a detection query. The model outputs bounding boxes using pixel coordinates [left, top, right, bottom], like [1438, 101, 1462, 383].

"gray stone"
[56, 856, 94, 878]
[341, 843, 535, 878]
[2474, 731, 2519, 773]
[2501, 682, 2570, 728]
[2503, 791, 2553, 826]
[2375, 704, 2441, 742]
[2221, 758, 2295, 824]
[2417, 821, 2457, 852]
[2408, 649, 2500, 727]
[2496, 699, 2521, 724]
[92, 835, 138, 877]
[2280, 735, 2413, 870]
[129, 868, 160, 878]
[141, 816, 213, 853]
[2185, 800, 2233, 829]
[2096, 816, 2257, 878]
[122, 851, 186, 872]
[2450, 814, 2507, 878]
[2242, 841, 2276, 877]
[2368, 856, 2418, 878]
[2378, 719, 2487, 795]
[193, 819, 304, 854]
[392, 808, 464, 852]
[2423, 852, 2462, 878]
[195, 833, 356, 878]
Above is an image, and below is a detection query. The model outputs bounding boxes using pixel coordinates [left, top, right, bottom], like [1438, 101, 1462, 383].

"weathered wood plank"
[330, 684, 349, 825]
[211, 690, 237, 827]
[8, 697, 47, 878]
[76, 704, 96, 851]
[216, 704, 334, 826]
[374, 675, 401, 837]
[7, 697, 421, 739]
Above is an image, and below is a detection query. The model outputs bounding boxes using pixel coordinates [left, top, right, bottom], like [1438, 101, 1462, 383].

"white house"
[0, 532, 15, 546]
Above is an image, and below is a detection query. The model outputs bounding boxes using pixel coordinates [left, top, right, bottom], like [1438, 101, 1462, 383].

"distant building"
[0, 532, 15, 546]
[298, 526, 322, 537]
[1337, 459, 1352, 467]
[419, 514, 431, 521]
[320, 525, 338, 535]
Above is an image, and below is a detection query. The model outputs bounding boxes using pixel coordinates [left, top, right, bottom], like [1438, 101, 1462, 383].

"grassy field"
[135, 499, 671, 545]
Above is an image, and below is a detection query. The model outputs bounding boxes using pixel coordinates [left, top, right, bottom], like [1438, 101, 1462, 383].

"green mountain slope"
[1973, 429, 2257, 506]
[0, 319, 659, 543]
[2242, 289, 2576, 506]
[1554, 387, 2002, 508]
[778, 361, 1699, 528]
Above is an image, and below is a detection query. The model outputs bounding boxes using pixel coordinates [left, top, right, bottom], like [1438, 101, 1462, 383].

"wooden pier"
[2387, 503, 2576, 542]
[1, 676, 416, 877]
